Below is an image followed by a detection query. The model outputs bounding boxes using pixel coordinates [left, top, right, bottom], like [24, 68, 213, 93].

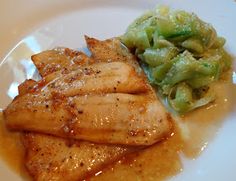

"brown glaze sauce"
[0, 72, 235, 181]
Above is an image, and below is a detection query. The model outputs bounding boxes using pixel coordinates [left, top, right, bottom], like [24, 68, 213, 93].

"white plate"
[0, 0, 236, 180]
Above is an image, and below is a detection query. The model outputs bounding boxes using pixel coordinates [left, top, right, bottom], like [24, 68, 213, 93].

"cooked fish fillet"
[5, 36, 173, 180]
[18, 79, 37, 96]
[5, 91, 170, 146]
[19, 79, 132, 181]
[27, 61, 148, 96]
[23, 133, 132, 181]
[32, 48, 94, 77]
[4, 37, 171, 146]
[85, 36, 141, 71]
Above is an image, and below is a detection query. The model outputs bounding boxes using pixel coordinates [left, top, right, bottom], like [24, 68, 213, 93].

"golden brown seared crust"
[32, 48, 94, 77]
[18, 79, 37, 96]
[85, 36, 119, 62]
[23, 133, 131, 181]
[85, 36, 141, 69]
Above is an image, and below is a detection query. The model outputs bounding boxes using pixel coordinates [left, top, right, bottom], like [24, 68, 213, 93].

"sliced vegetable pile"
[121, 6, 232, 113]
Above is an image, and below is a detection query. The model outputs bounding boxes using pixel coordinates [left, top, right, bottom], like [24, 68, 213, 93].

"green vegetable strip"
[152, 61, 174, 83]
[168, 83, 193, 113]
[143, 47, 178, 67]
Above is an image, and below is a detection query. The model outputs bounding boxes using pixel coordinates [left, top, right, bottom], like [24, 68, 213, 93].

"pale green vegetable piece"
[182, 38, 204, 54]
[135, 30, 151, 50]
[168, 83, 215, 113]
[152, 61, 174, 83]
[186, 76, 214, 89]
[143, 47, 178, 67]
[160, 51, 221, 91]
[153, 34, 174, 48]
[168, 83, 193, 113]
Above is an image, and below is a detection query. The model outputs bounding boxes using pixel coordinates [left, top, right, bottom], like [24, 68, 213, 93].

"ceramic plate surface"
[0, 0, 236, 180]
